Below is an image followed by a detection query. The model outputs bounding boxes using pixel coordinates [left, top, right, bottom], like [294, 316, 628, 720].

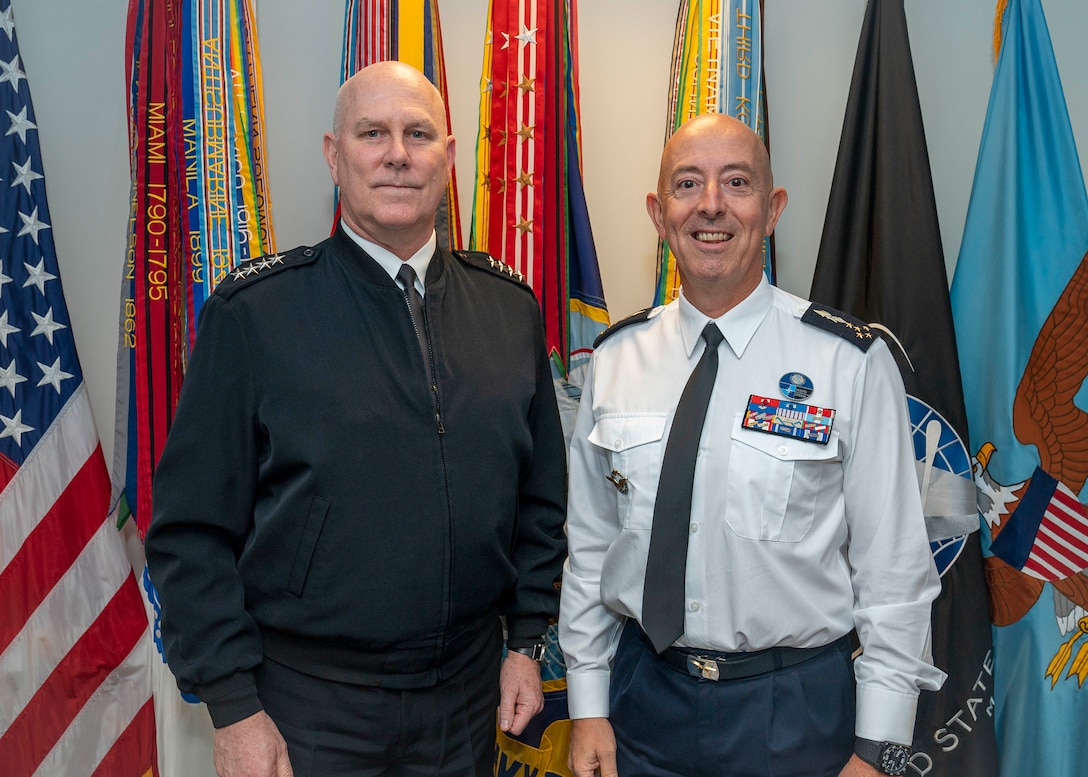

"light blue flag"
[950, 1, 1088, 775]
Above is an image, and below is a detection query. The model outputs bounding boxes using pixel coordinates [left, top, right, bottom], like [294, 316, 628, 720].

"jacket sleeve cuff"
[194, 670, 264, 728]
[505, 616, 549, 649]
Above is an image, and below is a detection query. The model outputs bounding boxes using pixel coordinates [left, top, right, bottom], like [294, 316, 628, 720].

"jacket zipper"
[402, 294, 444, 434]
[420, 304, 444, 435]
[416, 293, 454, 657]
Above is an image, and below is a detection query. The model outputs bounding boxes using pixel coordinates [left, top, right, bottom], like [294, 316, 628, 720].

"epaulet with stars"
[453, 250, 531, 290]
[214, 246, 319, 300]
[593, 308, 654, 349]
[800, 303, 875, 351]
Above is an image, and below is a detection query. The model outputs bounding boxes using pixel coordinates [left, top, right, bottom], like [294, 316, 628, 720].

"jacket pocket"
[588, 413, 668, 529]
[725, 415, 841, 542]
[287, 496, 330, 597]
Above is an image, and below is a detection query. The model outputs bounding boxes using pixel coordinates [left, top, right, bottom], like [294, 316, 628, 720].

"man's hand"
[213, 711, 294, 777]
[568, 717, 618, 777]
[838, 753, 884, 777]
[497, 650, 544, 734]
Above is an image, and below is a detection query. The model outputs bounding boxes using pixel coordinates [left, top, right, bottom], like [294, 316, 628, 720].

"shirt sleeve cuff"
[855, 684, 918, 745]
[566, 670, 612, 719]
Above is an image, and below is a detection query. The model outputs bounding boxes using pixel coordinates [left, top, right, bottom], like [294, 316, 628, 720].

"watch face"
[879, 744, 910, 775]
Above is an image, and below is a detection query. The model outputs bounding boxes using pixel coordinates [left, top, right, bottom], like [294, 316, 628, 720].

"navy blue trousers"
[609, 622, 855, 777]
[255, 622, 502, 777]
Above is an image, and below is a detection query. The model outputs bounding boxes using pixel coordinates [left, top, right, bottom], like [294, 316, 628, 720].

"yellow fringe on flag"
[994, 0, 1010, 64]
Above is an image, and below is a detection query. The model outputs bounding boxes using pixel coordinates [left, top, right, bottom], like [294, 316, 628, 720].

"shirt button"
[777, 444, 789, 456]
[689, 601, 701, 612]
[689, 522, 699, 534]
[614, 439, 623, 450]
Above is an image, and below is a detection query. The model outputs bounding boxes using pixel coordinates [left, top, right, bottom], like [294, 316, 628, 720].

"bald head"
[332, 61, 448, 138]
[657, 113, 773, 194]
[322, 60, 456, 259]
[646, 111, 787, 317]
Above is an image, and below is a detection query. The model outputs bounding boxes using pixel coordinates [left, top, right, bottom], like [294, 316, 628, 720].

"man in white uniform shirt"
[558, 113, 945, 777]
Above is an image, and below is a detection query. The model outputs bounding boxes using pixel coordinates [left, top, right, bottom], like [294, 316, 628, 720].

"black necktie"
[396, 263, 433, 389]
[642, 322, 724, 653]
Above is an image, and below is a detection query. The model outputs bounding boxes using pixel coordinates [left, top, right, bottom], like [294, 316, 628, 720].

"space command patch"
[742, 395, 836, 445]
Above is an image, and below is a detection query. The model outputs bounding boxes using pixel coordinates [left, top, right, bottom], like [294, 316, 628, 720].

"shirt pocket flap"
[588, 413, 668, 452]
[731, 415, 841, 462]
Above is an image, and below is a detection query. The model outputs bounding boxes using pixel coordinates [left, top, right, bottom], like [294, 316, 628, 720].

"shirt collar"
[677, 276, 773, 358]
[339, 220, 436, 295]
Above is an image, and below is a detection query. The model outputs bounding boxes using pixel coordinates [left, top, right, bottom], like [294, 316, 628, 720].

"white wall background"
[10, 0, 1088, 468]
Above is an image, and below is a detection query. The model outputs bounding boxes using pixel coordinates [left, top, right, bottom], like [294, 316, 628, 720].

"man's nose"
[385, 135, 410, 166]
[697, 181, 725, 216]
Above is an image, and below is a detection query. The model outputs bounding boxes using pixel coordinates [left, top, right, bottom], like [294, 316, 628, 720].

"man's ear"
[764, 187, 788, 235]
[646, 192, 666, 239]
[322, 132, 340, 186]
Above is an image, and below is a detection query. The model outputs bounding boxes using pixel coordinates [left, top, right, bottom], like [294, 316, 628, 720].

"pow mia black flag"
[809, 1, 998, 774]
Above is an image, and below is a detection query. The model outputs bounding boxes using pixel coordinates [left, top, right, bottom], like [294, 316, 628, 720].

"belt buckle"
[690, 657, 720, 681]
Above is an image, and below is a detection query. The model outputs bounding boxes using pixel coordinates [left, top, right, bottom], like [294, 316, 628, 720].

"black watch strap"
[854, 738, 911, 775]
[510, 642, 546, 662]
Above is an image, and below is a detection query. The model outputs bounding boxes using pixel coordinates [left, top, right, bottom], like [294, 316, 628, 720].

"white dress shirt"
[339, 220, 436, 295]
[559, 278, 946, 744]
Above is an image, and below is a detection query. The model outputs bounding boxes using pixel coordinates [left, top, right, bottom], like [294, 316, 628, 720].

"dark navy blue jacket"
[145, 227, 567, 726]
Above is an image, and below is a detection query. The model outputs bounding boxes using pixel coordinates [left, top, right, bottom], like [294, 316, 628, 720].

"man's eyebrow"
[350, 116, 438, 134]
[669, 162, 757, 179]
[669, 164, 703, 179]
[403, 118, 439, 132]
[350, 118, 382, 132]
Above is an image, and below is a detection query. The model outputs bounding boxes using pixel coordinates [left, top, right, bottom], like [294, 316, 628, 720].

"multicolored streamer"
[338, 0, 462, 249]
[654, 0, 773, 305]
[188, 0, 275, 324]
[470, 0, 608, 398]
[121, 0, 187, 539]
[117, 0, 275, 537]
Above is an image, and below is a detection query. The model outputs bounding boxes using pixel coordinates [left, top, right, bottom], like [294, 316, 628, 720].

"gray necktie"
[396, 263, 433, 390]
[642, 322, 724, 653]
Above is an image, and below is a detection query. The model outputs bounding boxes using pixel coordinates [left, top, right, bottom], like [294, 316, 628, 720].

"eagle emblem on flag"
[974, 251, 1088, 688]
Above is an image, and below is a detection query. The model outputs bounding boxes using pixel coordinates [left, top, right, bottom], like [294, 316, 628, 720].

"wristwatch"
[510, 642, 547, 662]
[854, 738, 911, 776]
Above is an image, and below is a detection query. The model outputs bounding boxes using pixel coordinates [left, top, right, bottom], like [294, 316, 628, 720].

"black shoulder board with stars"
[214, 246, 319, 300]
[453, 250, 530, 287]
[594, 308, 653, 348]
[801, 303, 875, 351]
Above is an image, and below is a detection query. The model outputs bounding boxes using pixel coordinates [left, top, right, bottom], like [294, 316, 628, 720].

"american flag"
[991, 466, 1088, 583]
[0, 2, 158, 775]
[1022, 479, 1088, 581]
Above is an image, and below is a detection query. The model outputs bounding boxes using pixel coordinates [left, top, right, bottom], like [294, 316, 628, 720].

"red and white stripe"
[362, 0, 392, 66]
[1023, 481, 1088, 581]
[512, 0, 538, 284]
[0, 386, 156, 777]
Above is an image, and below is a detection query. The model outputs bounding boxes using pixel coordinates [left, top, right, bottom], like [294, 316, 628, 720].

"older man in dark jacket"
[145, 60, 567, 777]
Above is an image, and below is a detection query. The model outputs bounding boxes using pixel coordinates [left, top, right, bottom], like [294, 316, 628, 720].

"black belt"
[646, 629, 851, 682]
